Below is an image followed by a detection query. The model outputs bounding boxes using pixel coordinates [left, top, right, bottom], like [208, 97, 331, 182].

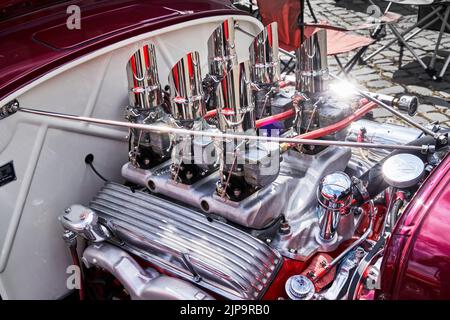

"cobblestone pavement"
[305, 0, 450, 128]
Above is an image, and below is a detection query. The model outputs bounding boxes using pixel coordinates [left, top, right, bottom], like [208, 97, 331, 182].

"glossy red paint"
[262, 257, 306, 300]
[379, 151, 450, 299]
[0, 0, 241, 102]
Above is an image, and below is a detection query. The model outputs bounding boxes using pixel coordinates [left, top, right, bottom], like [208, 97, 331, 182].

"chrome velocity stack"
[168, 52, 218, 184]
[216, 61, 255, 134]
[296, 29, 329, 96]
[204, 18, 239, 110]
[169, 51, 205, 124]
[125, 44, 171, 169]
[127, 43, 163, 109]
[249, 22, 282, 119]
[249, 22, 280, 86]
[207, 17, 238, 79]
[293, 30, 353, 144]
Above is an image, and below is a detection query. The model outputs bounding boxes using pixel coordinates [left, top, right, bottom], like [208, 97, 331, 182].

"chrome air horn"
[207, 17, 238, 79]
[216, 61, 256, 134]
[249, 22, 282, 119]
[125, 44, 171, 169]
[204, 18, 239, 110]
[249, 22, 281, 86]
[169, 51, 205, 125]
[296, 29, 329, 96]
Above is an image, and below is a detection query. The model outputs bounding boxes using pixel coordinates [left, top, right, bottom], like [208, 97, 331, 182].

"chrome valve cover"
[88, 182, 282, 300]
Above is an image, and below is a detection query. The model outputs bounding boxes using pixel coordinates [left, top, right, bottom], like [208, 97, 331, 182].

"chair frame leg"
[345, 46, 369, 74]
[335, 56, 347, 76]
[388, 24, 429, 71]
[306, 0, 318, 23]
[438, 54, 450, 79]
[434, 7, 450, 79]
[430, 6, 450, 70]
[362, 5, 444, 63]
[281, 57, 294, 74]
[398, 42, 405, 69]
[335, 45, 370, 76]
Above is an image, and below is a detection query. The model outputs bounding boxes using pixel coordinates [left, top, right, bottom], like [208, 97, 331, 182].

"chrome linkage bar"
[17, 106, 434, 154]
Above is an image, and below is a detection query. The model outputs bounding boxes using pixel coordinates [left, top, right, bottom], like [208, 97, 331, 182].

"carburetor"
[168, 51, 218, 184]
[215, 61, 280, 201]
[294, 30, 352, 145]
[125, 44, 171, 169]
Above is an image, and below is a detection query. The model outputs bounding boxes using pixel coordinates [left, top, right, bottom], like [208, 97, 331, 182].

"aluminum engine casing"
[88, 182, 282, 300]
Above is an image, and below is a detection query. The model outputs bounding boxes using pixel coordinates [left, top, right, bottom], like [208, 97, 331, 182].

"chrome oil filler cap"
[317, 172, 353, 241]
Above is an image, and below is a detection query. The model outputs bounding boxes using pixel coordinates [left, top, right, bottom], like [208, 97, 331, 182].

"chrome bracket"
[0, 99, 19, 120]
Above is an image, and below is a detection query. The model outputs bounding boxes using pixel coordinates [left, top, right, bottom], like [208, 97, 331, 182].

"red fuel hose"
[255, 109, 296, 128]
[204, 99, 377, 148]
[283, 101, 377, 149]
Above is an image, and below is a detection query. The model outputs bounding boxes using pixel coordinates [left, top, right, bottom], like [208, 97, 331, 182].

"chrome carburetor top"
[296, 29, 329, 96]
[249, 21, 281, 86]
[168, 51, 206, 125]
[207, 17, 238, 79]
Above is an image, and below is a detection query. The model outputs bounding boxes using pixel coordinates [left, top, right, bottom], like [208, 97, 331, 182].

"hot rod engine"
[53, 19, 449, 301]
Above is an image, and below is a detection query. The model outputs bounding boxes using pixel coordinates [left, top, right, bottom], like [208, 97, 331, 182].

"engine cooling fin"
[89, 182, 282, 300]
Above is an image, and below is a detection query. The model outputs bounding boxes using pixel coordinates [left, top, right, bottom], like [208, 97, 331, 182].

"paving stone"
[382, 51, 401, 58]
[406, 85, 433, 97]
[366, 80, 392, 89]
[378, 64, 399, 72]
[439, 91, 450, 100]
[376, 85, 405, 95]
[426, 112, 450, 123]
[381, 71, 394, 78]
[357, 74, 380, 82]
[352, 67, 376, 76]
[417, 104, 437, 113]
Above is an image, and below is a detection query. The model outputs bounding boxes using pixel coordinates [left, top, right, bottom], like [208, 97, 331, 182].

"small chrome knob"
[395, 95, 418, 117]
[285, 275, 315, 300]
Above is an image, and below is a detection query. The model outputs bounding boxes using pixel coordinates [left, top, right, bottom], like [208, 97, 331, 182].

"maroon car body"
[379, 152, 450, 300]
[0, 0, 239, 101]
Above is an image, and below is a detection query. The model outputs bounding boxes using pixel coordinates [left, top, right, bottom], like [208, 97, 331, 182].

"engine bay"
[8, 17, 447, 300]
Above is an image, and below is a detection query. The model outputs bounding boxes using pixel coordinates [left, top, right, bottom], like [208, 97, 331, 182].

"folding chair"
[256, 0, 376, 76]
[362, 0, 450, 80]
